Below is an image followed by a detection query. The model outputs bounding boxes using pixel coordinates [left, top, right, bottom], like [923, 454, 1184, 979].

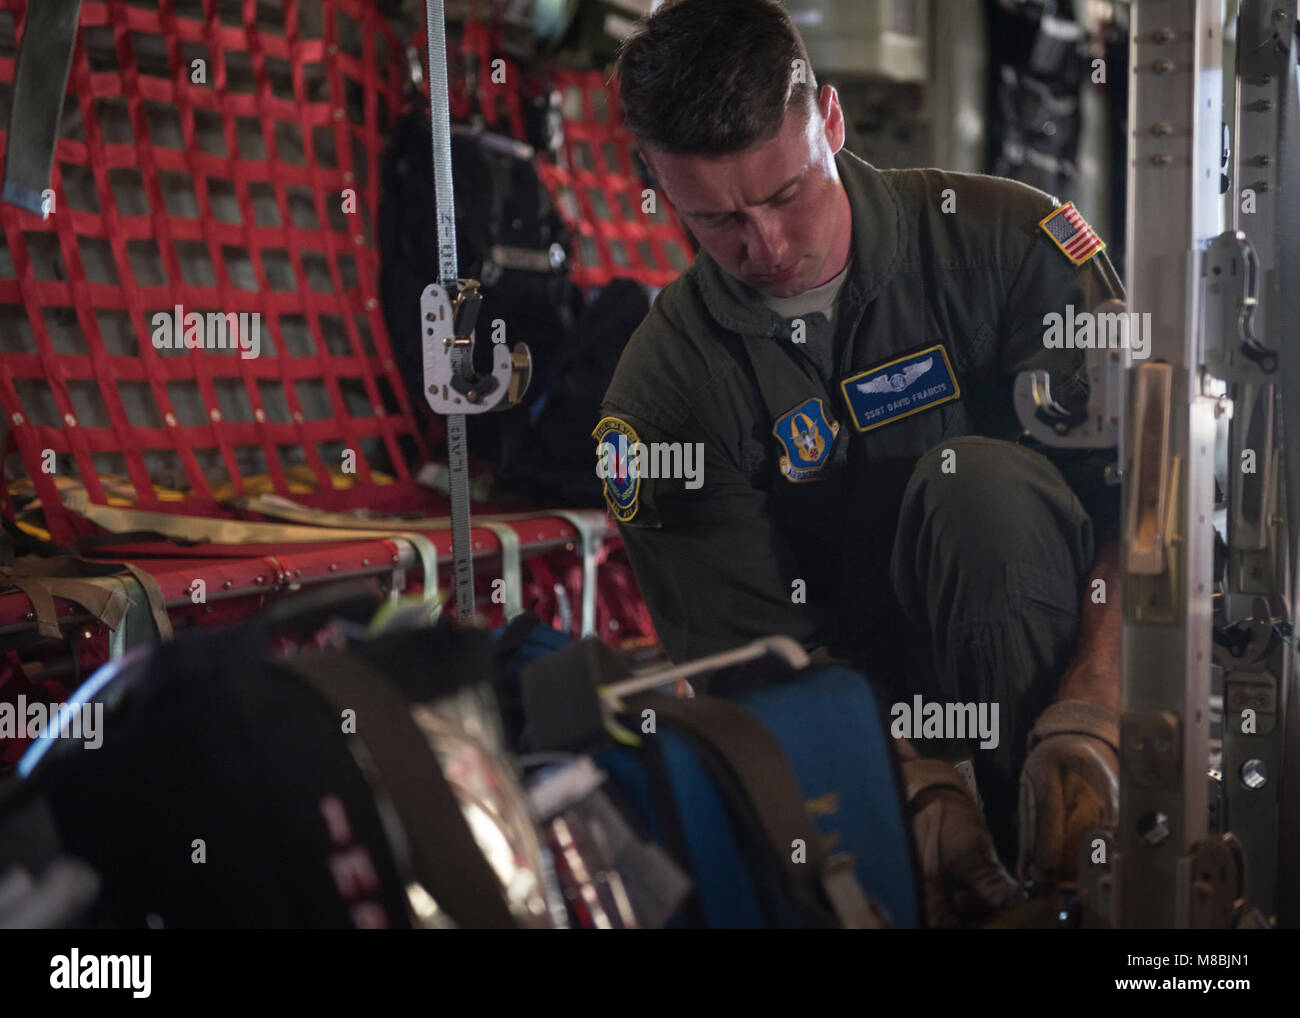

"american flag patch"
[1038, 202, 1105, 266]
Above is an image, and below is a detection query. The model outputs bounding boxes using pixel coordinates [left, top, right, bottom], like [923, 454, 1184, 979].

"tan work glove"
[903, 756, 1019, 927]
[1017, 700, 1119, 887]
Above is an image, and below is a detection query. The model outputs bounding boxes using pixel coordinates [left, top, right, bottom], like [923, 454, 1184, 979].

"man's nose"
[743, 213, 787, 270]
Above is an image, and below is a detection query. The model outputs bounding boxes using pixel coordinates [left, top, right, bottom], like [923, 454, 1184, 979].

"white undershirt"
[761, 259, 851, 329]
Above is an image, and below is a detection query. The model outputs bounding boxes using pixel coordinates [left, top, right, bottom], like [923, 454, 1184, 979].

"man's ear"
[635, 144, 658, 183]
[820, 85, 845, 156]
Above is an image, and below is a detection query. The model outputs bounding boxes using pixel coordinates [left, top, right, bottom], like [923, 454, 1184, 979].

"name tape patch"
[1038, 201, 1105, 266]
[772, 397, 839, 482]
[838, 344, 960, 433]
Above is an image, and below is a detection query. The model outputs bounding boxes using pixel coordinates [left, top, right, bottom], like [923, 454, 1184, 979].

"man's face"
[642, 85, 849, 298]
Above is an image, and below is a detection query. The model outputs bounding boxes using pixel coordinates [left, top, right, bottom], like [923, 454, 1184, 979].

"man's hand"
[899, 746, 1018, 926]
[1017, 701, 1119, 885]
[1018, 540, 1121, 885]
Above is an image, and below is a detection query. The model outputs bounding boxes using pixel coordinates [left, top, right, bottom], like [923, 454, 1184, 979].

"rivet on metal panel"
[223, 580, 233, 590]
[329, 563, 338, 572]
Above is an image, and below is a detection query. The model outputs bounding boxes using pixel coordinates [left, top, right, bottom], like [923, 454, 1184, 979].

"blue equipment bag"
[595, 667, 921, 929]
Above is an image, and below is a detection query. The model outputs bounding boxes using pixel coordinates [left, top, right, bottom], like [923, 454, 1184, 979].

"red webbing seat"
[0, 0, 429, 545]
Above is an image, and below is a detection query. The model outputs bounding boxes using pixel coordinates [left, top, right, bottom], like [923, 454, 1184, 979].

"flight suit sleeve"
[997, 223, 1125, 545]
[593, 405, 819, 666]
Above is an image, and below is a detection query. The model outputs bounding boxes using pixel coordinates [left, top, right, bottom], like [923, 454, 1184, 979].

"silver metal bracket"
[1013, 297, 1127, 452]
[1203, 231, 1269, 380]
[421, 279, 532, 414]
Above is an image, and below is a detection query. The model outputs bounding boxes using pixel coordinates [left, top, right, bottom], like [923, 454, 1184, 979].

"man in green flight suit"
[596, 0, 1123, 921]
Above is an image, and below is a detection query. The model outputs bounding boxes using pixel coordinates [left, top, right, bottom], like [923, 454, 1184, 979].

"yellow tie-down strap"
[236, 494, 608, 633]
[72, 501, 442, 607]
[231, 492, 545, 530]
[73, 498, 615, 632]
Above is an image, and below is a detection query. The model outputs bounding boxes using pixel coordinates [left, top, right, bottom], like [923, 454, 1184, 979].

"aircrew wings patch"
[1038, 202, 1105, 266]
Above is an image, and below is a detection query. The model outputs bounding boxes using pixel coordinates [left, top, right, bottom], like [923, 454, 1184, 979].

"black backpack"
[378, 104, 583, 464]
[496, 277, 651, 506]
[3, 588, 542, 928]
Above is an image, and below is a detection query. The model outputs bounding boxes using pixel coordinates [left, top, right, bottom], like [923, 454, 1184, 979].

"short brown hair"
[614, 0, 818, 155]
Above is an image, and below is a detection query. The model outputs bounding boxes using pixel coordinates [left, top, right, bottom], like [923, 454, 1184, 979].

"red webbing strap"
[536, 69, 694, 291]
[425, 20, 689, 293]
[115, 0, 244, 500]
[165, 0, 280, 497]
[0, 0, 428, 545]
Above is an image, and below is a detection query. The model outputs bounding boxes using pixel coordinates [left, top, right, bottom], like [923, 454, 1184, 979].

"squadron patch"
[838, 344, 960, 433]
[592, 416, 642, 521]
[1038, 201, 1105, 266]
[772, 397, 839, 482]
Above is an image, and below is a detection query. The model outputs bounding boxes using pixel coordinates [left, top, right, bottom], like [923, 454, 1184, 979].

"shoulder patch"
[1038, 202, 1105, 266]
[838, 344, 961, 433]
[592, 416, 642, 521]
[772, 398, 839, 482]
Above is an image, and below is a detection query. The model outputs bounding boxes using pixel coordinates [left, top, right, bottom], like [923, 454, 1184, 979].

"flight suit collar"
[691, 148, 905, 339]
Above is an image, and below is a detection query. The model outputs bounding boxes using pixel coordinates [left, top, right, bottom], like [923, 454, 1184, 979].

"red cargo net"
[0, 0, 426, 544]
[536, 69, 694, 291]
